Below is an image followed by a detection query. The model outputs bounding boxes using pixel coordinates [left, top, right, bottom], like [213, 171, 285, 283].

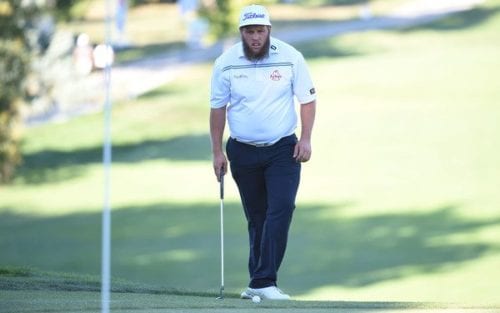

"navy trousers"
[226, 134, 301, 289]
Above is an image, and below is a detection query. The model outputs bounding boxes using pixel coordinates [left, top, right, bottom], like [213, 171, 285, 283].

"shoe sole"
[241, 289, 290, 300]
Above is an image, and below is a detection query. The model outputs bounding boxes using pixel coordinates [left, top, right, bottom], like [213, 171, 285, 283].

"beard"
[242, 33, 270, 61]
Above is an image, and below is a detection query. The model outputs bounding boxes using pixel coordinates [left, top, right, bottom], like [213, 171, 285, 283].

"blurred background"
[1, 0, 499, 306]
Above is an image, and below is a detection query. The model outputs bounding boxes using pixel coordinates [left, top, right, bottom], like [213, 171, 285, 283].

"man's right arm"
[210, 107, 227, 181]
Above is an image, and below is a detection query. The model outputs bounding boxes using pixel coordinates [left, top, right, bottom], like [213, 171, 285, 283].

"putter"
[217, 170, 225, 300]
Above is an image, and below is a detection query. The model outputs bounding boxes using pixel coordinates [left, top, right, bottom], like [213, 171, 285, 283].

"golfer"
[209, 4, 316, 300]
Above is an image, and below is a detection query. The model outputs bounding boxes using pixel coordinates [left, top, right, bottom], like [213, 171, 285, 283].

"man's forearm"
[210, 107, 227, 153]
[300, 100, 316, 141]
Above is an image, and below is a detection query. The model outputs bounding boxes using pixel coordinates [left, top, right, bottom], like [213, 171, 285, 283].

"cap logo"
[243, 12, 266, 21]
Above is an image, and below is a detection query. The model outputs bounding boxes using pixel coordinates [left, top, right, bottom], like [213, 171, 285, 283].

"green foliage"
[0, 1, 37, 45]
[199, 0, 241, 40]
[0, 43, 28, 110]
[50, 0, 96, 21]
[52, 0, 74, 21]
[0, 1, 34, 183]
[0, 41, 28, 183]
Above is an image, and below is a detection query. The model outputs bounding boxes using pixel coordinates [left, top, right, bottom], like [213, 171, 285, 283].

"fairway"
[1, 0, 500, 312]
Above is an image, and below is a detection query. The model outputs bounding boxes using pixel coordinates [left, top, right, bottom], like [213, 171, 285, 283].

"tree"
[0, 43, 28, 183]
[198, 0, 241, 42]
[0, 0, 38, 183]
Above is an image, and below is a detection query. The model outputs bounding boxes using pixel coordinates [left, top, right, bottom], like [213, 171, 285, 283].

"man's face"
[241, 25, 271, 61]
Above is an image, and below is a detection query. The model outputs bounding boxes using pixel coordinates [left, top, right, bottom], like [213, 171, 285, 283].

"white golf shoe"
[240, 286, 291, 300]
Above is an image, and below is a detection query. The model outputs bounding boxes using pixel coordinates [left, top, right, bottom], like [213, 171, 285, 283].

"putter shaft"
[218, 171, 225, 299]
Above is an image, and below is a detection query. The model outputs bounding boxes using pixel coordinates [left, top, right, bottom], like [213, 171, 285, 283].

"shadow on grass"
[285, 204, 500, 294]
[16, 133, 211, 185]
[1, 202, 499, 296]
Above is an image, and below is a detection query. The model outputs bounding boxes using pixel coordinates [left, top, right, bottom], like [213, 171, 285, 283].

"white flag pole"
[102, 0, 113, 312]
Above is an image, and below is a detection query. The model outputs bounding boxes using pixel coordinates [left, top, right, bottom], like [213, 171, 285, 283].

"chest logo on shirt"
[270, 70, 282, 81]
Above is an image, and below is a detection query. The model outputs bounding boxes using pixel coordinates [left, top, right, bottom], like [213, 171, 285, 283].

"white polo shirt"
[210, 37, 316, 145]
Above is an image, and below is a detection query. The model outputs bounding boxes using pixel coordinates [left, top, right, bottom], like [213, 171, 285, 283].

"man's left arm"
[293, 100, 316, 162]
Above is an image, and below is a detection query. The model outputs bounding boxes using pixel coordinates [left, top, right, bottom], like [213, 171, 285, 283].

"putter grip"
[220, 172, 224, 200]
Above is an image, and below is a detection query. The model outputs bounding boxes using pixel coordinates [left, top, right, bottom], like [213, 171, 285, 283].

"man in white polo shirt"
[209, 4, 316, 300]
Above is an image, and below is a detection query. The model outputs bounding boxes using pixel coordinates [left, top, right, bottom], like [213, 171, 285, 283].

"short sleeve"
[293, 53, 316, 104]
[210, 58, 230, 109]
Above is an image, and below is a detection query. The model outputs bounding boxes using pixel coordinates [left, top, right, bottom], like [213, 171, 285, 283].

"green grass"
[1, 1, 500, 311]
[0, 268, 494, 313]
